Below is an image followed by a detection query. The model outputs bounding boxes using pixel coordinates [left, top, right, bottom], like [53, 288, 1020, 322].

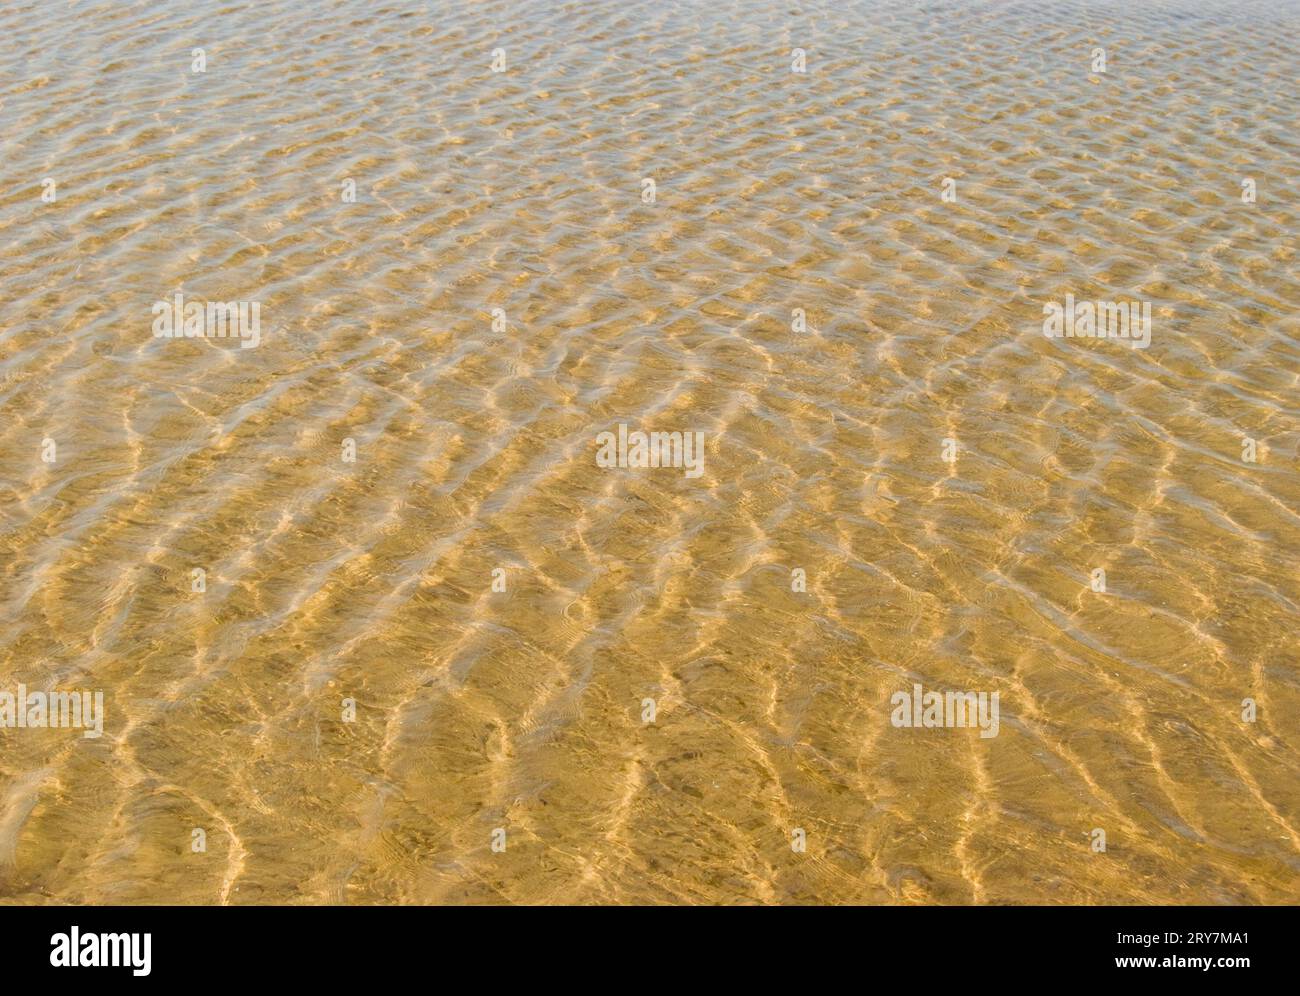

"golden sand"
[0, 0, 1297, 904]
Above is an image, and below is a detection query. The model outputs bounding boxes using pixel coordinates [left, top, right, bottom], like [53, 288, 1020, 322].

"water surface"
[0, 0, 1298, 904]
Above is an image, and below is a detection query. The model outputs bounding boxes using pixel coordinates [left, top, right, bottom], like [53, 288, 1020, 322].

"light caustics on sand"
[0, 0, 1297, 904]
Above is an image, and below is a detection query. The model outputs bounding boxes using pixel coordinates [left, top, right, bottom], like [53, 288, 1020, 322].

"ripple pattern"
[0, 0, 1298, 904]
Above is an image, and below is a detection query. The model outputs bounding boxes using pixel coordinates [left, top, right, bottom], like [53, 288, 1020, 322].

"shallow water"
[0, 0, 1297, 904]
